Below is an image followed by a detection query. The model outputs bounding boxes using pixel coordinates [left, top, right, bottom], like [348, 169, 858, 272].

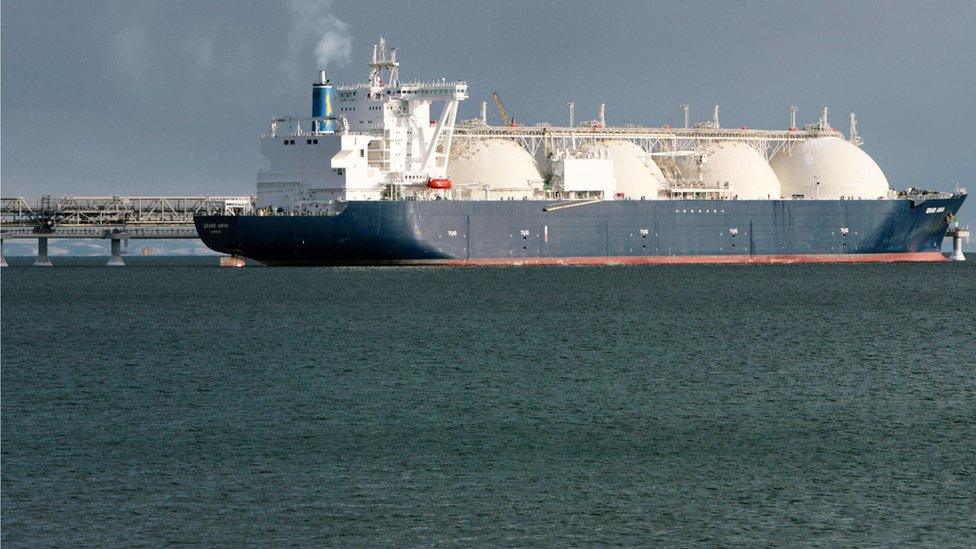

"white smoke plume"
[314, 24, 352, 69]
[286, 0, 352, 73]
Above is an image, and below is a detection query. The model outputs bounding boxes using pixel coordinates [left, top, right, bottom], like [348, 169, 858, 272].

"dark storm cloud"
[2, 0, 974, 226]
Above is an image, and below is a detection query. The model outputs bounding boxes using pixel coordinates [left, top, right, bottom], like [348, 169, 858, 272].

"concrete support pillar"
[33, 237, 53, 267]
[0, 239, 7, 267]
[949, 232, 966, 261]
[106, 238, 125, 266]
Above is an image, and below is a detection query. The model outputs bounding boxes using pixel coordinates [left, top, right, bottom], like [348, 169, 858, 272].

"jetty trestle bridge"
[0, 195, 254, 266]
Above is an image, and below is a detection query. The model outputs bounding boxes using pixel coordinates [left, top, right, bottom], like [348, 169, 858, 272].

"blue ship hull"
[194, 196, 965, 265]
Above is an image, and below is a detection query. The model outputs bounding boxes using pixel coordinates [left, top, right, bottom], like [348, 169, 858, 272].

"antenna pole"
[849, 111, 862, 145]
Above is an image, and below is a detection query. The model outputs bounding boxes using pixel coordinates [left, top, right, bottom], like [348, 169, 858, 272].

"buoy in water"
[219, 255, 246, 268]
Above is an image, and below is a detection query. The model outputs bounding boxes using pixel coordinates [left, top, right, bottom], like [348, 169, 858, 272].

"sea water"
[2, 260, 975, 545]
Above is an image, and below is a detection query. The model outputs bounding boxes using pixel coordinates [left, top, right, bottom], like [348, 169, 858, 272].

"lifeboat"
[427, 178, 452, 190]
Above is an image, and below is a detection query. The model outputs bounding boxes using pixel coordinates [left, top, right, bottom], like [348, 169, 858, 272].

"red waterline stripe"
[428, 252, 948, 266]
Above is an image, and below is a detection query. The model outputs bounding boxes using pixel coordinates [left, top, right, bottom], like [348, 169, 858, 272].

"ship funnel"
[312, 70, 335, 133]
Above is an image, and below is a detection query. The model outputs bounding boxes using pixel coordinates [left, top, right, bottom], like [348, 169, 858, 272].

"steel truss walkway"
[0, 195, 254, 266]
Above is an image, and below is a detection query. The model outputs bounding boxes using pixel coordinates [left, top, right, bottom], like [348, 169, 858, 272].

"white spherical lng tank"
[448, 139, 543, 199]
[677, 142, 782, 199]
[581, 141, 664, 199]
[770, 137, 890, 199]
[534, 147, 553, 180]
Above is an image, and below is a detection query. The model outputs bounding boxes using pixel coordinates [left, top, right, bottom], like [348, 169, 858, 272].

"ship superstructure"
[195, 37, 967, 265]
[257, 37, 467, 207]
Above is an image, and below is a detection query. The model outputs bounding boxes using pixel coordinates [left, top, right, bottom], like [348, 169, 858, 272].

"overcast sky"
[2, 0, 974, 227]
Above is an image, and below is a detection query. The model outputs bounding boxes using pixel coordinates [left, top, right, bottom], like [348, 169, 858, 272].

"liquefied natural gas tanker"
[195, 37, 966, 265]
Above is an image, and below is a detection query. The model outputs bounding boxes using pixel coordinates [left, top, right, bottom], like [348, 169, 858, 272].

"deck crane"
[491, 90, 518, 127]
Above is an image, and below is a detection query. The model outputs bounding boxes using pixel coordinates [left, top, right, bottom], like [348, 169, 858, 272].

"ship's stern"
[194, 216, 241, 256]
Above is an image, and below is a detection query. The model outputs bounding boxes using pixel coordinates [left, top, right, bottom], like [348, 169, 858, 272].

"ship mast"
[369, 36, 399, 87]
